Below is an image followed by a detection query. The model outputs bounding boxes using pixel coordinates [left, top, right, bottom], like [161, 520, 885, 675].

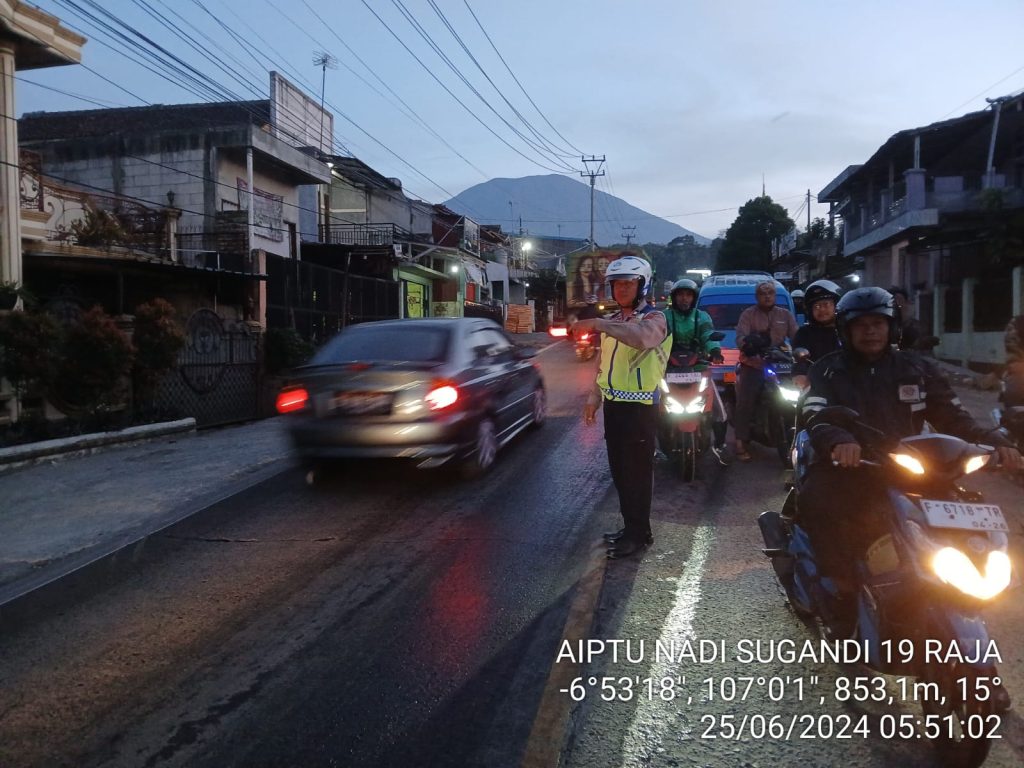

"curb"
[0, 418, 197, 473]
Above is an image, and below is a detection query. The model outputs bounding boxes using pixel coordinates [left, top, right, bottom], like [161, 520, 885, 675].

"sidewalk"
[0, 417, 294, 609]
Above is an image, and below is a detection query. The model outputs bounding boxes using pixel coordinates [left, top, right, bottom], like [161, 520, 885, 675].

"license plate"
[330, 391, 392, 415]
[772, 362, 792, 372]
[921, 499, 1009, 532]
[666, 371, 702, 384]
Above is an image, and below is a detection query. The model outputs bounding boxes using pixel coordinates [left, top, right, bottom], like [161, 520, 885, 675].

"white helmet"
[605, 255, 652, 307]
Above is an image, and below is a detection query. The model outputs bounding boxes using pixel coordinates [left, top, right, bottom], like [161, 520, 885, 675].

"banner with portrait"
[567, 249, 648, 306]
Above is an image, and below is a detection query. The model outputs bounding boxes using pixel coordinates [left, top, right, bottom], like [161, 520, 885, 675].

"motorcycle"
[658, 332, 726, 482]
[759, 406, 1012, 768]
[575, 331, 597, 362]
[745, 345, 802, 465]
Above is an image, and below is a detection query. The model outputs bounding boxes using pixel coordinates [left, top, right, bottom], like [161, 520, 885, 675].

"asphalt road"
[1, 343, 1023, 768]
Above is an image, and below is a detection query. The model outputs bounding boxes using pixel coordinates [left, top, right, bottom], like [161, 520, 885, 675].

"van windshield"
[699, 300, 794, 331]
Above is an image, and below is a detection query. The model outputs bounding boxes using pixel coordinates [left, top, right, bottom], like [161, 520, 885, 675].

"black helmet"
[836, 287, 899, 346]
[804, 279, 842, 314]
[670, 278, 699, 301]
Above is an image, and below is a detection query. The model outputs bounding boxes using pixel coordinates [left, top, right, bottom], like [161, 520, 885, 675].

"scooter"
[658, 332, 726, 482]
[759, 406, 1012, 768]
[746, 345, 801, 465]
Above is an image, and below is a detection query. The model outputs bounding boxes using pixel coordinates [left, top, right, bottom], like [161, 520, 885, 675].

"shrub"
[52, 306, 134, 415]
[0, 309, 62, 394]
[265, 327, 313, 374]
[132, 298, 185, 404]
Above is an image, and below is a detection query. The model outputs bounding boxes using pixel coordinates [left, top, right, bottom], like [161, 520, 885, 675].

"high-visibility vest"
[597, 307, 672, 403]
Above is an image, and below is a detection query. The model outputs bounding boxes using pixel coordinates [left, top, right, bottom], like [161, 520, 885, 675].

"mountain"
[443, 174, 709, 246]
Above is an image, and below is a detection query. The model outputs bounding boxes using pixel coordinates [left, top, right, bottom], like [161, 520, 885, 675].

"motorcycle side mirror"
[793, 347, 811, 362]
[709, 331, 725, 342]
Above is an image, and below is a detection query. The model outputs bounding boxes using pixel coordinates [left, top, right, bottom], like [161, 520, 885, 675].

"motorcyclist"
[662, 279, 728, 454]
[798, 287, 1023, 619]
[790, 288, 806, 325]
[792, 279, 842, 390]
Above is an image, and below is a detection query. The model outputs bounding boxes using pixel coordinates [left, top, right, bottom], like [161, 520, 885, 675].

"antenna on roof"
[312, 51, 338, 157]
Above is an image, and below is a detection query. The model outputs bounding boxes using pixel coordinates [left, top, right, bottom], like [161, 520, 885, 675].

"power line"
[462, 0, 584, 157]
[358, 0, 574, 175]
[940, 63, 1024, 119]
[425, 0, 576, 161]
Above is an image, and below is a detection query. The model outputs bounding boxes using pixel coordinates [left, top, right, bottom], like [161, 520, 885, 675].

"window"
[311, 325, 450, 365]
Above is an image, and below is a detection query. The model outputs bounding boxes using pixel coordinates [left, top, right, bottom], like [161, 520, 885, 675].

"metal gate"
[155, 308, 261, 427]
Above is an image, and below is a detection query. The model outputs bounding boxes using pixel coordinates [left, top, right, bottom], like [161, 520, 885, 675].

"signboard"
[237, 179, 284, 242]
[269, 71, 333, 155]
[405, 282, 424, 318]
[566, 249, 649, 306]
[430, 301, 460, 317]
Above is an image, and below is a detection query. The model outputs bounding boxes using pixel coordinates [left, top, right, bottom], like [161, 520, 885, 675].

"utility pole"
[807, 189, 811, 232]
[621, 225, 637, 245]
[581, 155, 605, 250]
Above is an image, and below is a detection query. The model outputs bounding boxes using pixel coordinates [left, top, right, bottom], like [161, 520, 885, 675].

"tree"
[716, 196, 795, 272]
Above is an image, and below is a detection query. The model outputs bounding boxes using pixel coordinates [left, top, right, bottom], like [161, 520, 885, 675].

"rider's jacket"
[792, 324, 841, 377]
[663, 307, 720, 371]
[802, 347, 1012, 460]
[596, 304, 672, 403]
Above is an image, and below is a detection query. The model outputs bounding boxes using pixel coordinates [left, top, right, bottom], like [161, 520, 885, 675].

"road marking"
[619, 524, 715, 767]
[520, 543, 608, 768]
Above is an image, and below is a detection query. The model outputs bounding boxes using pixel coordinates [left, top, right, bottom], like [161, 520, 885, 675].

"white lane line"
[619, 524, 715, 767]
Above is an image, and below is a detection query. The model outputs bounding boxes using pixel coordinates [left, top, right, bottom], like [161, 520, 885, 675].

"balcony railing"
[319, 223, 412, 246]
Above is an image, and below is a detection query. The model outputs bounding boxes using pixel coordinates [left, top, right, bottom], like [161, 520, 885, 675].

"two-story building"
[818, 94, 1024, 367]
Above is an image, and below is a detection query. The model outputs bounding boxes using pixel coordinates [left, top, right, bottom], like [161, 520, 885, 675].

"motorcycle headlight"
[685, 396, 705, 414]
[699, 376, 708, 393]
[889, 452, 925, 475]
[779, 386, 800, 402]
[932, 548, 1011, 600]
[963, 454, 990, 474]
[665, 396, 685, 414]
[659, 379, 670, 393]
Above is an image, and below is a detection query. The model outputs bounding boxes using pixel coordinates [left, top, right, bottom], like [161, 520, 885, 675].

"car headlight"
[889, 452, 925, 475]
[779, 386, 800, 402]
[932, 548, 1011, 600]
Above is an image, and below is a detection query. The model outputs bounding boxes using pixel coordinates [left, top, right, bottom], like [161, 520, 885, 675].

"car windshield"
[310, 324, 450, 365]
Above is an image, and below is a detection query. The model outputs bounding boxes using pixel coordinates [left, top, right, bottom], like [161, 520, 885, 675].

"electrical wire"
[462, 0, 584, 157]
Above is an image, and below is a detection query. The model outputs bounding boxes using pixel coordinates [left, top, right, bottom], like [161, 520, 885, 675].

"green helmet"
[670, 278, 700, 303]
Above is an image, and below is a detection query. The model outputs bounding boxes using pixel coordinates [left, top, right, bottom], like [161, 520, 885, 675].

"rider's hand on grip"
[995, 445, 1024, 471]
[831, 442, 862, 468]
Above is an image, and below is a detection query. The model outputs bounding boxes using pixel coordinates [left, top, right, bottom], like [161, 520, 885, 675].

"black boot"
[603, 528, 626, 542]
[607, 536, 652, 559]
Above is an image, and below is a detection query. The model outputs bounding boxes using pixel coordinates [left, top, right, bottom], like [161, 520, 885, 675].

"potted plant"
[0, 281, 21, 311]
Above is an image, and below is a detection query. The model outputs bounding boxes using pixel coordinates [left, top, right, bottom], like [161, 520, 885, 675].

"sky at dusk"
[16, 0, 1024, 241]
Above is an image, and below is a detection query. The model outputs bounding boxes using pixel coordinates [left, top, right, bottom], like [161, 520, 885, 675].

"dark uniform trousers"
[797, 464, 889, 587]
[603, 399, 659, 542]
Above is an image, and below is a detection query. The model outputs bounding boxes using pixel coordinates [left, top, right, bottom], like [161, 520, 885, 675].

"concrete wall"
[217, 154, 300, 259]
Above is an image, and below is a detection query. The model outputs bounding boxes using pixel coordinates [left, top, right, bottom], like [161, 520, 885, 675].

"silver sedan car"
[277, 318, 546, 478]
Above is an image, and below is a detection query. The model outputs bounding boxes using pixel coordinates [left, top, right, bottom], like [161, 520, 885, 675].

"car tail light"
[276, 387, 309, 414]
[549, 327, 568, 337]
[425, 383, 459, 410]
